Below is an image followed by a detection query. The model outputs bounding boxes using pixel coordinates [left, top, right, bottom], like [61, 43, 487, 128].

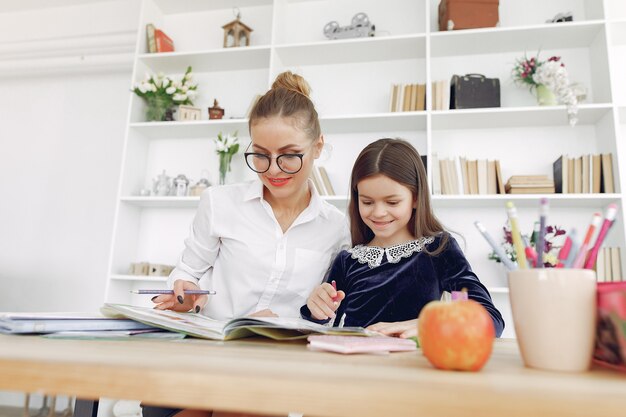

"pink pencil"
[572, 213, 602, 269]
[331, 280, 339, 302]
[584, 203, 618, 269]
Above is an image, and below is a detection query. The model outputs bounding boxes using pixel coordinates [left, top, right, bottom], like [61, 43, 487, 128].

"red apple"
[418, 299, 495, 371]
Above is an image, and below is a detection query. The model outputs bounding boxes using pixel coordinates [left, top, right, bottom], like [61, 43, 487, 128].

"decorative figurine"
[323, 12, 375, 40]
[208, 99, 225, 119]
[189, 170, 211, 196]
[222, 7, 253, 48]
[177, 105, 202, 121]
[152, 170, 171, 196]
[174, 174, 190, 196]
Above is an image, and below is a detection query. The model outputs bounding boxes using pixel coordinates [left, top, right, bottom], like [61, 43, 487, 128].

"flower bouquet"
[488, 223, 566, 268]
[214, 131, 240, 185]
[512, 53, 579, 126]
[132, 66, 198, 121]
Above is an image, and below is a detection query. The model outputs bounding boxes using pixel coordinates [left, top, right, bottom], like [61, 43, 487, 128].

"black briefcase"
[450, 74, 501, 109]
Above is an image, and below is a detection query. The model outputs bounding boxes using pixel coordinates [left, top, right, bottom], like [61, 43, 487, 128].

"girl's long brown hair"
[348, 138, 449, 254]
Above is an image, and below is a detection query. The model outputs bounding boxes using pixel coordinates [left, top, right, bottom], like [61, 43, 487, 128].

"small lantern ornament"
[222, 7, 253, 48]
[208, 99, 225, 120]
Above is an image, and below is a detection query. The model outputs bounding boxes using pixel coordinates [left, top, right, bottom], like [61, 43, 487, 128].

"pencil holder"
[508, 268, 596, 372]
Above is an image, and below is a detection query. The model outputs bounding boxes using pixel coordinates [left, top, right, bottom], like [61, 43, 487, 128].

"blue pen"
[536, 198, 548, 268]
[474, 221, 517, 270]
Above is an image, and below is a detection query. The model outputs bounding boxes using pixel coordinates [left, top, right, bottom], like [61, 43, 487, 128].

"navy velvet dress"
[301, 234, 505, 337]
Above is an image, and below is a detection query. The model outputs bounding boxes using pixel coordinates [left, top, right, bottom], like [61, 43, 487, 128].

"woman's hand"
[367, 319, 418, 338]
[306, 282, 345, 320]
[152, 279, 208, 313]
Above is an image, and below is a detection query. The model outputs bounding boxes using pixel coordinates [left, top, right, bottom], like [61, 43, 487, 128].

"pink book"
[307, 335, 417, 354]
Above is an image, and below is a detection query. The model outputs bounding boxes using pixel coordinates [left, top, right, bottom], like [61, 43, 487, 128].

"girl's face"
[357, 174, 416, 246]
[249, 116, 322, 200]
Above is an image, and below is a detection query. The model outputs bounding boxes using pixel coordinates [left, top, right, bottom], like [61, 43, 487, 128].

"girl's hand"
[248, 309, 278, 318]
[306, 282, 345, 320]
[152, 279, 208, 313]
[367, 319, 418, 338]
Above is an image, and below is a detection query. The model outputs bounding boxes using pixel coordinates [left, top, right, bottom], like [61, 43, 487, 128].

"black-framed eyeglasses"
[244, 143, 308, 174]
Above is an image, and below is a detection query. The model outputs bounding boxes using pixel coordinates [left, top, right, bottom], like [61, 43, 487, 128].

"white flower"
[532, 60, 578, 126]
[181, 85, 188, 92]
[216, 142, 226, 152]
[185, 73, 193, 81]
[186, 90, 198, 99]
[173, 93, 187, 102]
[165, 86, 176, 95]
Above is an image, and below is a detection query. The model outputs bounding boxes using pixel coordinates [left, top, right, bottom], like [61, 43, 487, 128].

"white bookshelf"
[106, 0, 626, 344]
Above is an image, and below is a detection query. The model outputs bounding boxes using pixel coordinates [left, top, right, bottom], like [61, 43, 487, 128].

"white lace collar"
[347, 236, 435, 269]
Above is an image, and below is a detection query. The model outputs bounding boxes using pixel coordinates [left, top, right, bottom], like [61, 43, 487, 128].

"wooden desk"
[0, 334, 624, 417]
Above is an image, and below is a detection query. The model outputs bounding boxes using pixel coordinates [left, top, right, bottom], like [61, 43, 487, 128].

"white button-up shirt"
[168, 179, 350, 320]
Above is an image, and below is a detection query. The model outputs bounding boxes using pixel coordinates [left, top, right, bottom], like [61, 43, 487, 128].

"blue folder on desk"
[0, 312, 157, 334]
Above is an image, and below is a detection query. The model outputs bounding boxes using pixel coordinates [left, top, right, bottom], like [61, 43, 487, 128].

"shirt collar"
[242, 178, 331, 220]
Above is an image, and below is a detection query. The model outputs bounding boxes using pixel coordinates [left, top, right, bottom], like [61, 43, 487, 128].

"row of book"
[310, 166, 335, 196]
[433, 155, 504, 195]
[596, 247, 623, 282]
[388, 80, 451, 112]
[389, 83, 426, 112]
[553, 153, 615, 194]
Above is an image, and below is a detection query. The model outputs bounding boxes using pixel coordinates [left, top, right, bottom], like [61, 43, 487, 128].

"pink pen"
[584, 203, 618, 269]
[572, 213, 602, 269]
[555, 236, 572, 268]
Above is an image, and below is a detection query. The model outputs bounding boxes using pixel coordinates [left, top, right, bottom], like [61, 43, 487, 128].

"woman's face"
[249, 116, 322, 200]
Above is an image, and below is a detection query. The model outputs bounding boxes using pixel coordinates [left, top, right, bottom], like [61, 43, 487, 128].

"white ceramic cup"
[508, 268, 597, 372]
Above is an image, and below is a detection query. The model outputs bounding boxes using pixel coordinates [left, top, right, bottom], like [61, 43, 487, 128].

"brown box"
[438, 0, 499, 31]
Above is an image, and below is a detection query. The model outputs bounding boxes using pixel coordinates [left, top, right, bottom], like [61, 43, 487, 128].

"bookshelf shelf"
[130, 119, 249, 139]
[430, 104, 612, 130]
[121, 196, 200, 208]
[429, 21, 605, 57]
[137, 46, 272, 73]
[431, 194, 622, 209]
[152, 0, 273, 14]
[320, 112, 427, 133]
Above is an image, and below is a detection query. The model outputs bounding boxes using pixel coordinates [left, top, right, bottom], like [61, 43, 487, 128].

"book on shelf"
[439, 157, 503, 195]
[553, 153, 615, 194]
[310, 166, 335, 196]
[155, 28, 174, 53]
[0, 312, 157, 334]
[431, 153, 441, 194]
[102, 303, 373, 341]
[146, 23, 157, 53]
[595, 247, 623, 282]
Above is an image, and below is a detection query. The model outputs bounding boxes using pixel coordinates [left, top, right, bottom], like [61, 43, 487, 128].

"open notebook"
[102, 303, 374, 341]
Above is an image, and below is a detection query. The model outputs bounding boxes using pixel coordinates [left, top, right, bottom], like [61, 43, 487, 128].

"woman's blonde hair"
[248, 71, 321, 140]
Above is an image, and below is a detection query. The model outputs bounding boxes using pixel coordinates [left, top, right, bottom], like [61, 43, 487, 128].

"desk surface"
[0, 335, 624, 417]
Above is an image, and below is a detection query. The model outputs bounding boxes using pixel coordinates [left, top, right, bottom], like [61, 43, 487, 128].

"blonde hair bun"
[271, 71, 311, 98]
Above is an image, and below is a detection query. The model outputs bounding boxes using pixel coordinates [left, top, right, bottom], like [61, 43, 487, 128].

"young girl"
[302, 138, 504, 338]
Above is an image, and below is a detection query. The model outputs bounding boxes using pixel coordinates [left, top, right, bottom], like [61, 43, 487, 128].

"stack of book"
[310, 166, 335, 196]
[433, 155, 504, 195]
[504, 175, 555, 194]
[389, 83, 426, 112]
[596, 247, 623, 282]
[553, 153, 614, 194]
[431, 79, 450, 111]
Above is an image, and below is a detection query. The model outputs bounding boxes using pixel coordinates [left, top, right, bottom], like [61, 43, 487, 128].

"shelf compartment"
[431, 194, 621, 208]
[274, 35, 426, 66]
[430, 21, 605, 57]
[137, 46, 271, 73]
[430, 104, 612, 130]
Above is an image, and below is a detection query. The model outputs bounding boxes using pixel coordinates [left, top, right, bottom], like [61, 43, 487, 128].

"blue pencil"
[474, 221, 517, 270]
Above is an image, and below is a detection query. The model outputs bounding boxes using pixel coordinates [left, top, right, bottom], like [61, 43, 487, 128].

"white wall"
[0, 0, 139, 408]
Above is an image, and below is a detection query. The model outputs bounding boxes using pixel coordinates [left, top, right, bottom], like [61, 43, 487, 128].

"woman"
[143, 71, 348, 417]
